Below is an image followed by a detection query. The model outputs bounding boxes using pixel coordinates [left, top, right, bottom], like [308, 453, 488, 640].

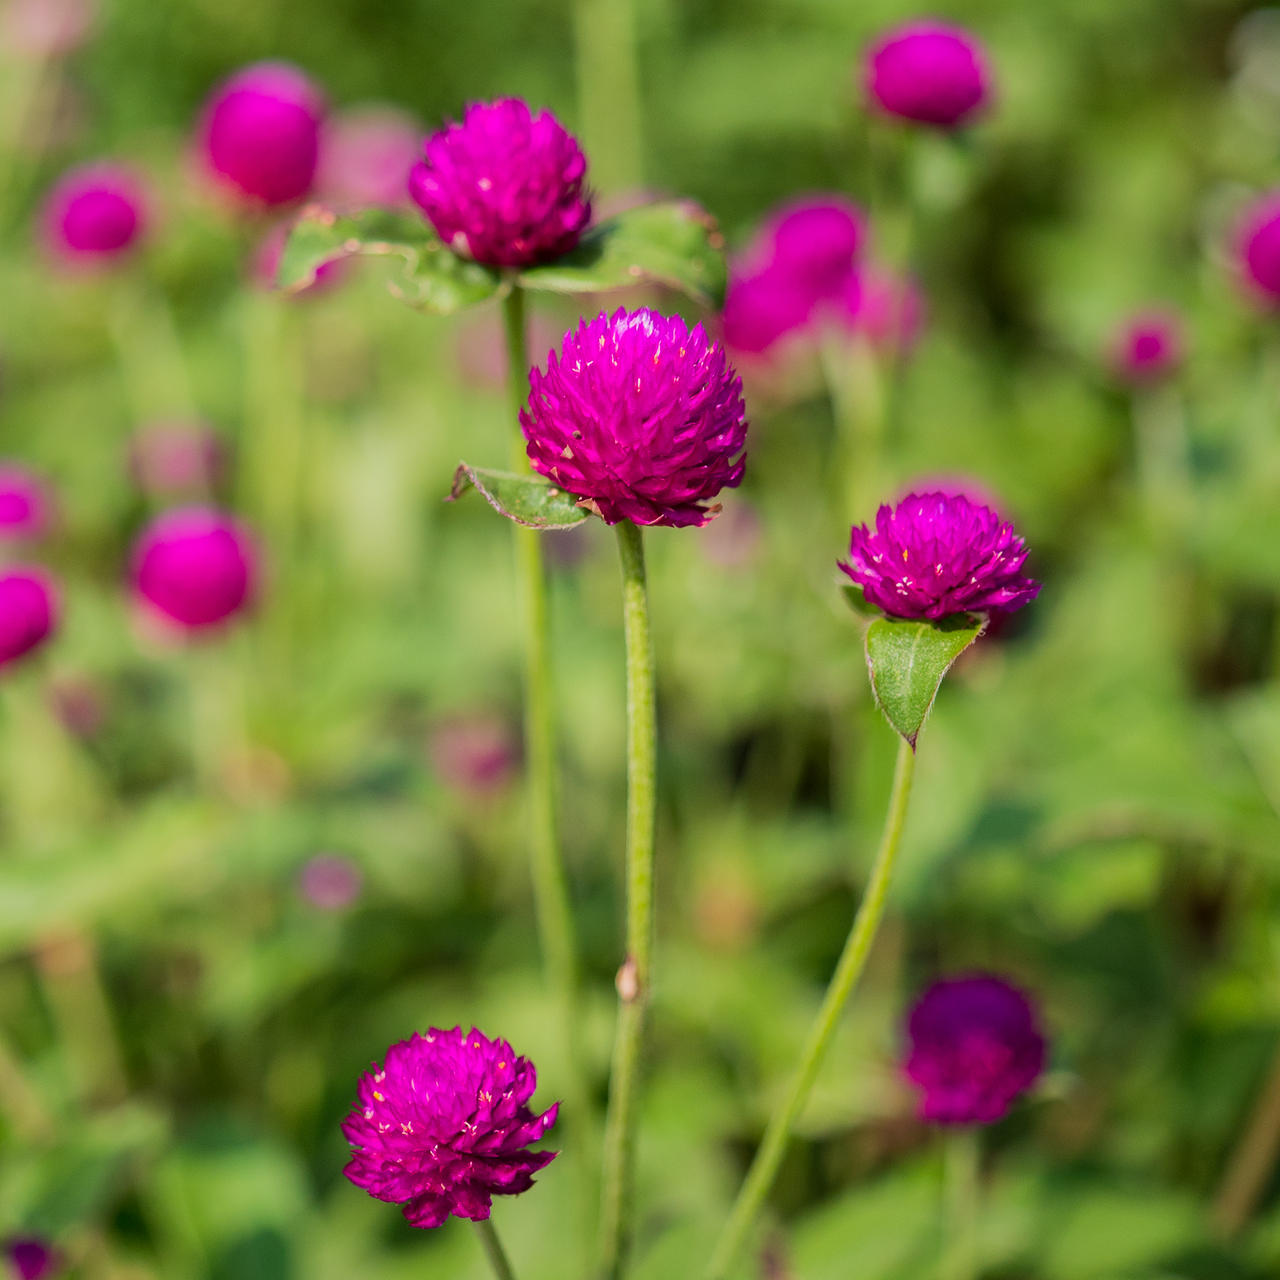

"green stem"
[474, 1217, 518, 1280]
[706, 736, 917, 1279]
[598, 519, 656, 1280]
[820, 332, 885, 527]
[942, 1128, 979, 1280]
[0, 1025, 53, 1142]
[572, 0, 644, 195]
[109, 275, 197, 426]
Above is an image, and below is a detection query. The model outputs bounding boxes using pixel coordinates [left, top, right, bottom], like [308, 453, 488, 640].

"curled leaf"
[448, 465, 590, 529]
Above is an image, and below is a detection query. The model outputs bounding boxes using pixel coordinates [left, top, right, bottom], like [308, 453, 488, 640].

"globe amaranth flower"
[200, 62, 325, 206]
[1111, 309, 1184, 384]
[865, 22, 992, 128]
[317, 106, 422, 209]
[299, 853, 362, 910]
[1237, 192, 1280, 303]
[522, 308, 748, 528]
[0, 465, 50, 540]
[4, 1237, 61, 1280]
[721, 266, 818, 355]
[840, 491, 1039, 620]
[343, 1026, 558, 1228]
[42, 163, 146, 263]
[0, 569, 58, 668]
[130, 507, 256, 631]
[409, 98, 591, 267]
[904, 974, 1047, 1126]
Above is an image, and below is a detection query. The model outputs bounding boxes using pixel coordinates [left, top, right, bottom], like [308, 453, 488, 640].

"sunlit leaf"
[448, 464, 590, 529]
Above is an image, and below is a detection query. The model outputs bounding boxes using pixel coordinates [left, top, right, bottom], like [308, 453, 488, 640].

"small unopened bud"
[616, 956, 639, 1002]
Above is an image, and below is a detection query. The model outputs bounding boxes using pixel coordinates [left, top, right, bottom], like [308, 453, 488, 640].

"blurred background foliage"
[4, 0, 1280, 1278]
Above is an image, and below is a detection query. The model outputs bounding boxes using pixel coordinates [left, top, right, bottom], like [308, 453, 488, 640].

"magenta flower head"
[904, 974, 1047, 1126]
[720, 266, 815, 355]
[840, 491, 1039, 621]
[1111, 309, 1184, 384]
[409, 98, 591, 268]
[343, 1026, 559, 1228]
[522, 308, 748, 528]
[130, 507, 256, 632]
[299, 854, 362, 910]
[1237, 192, 1280, 304]
[0, 569, 58, 669]
[4, 1237, 61, 1280]
[41, 163, 146, 265]
[865, 22, 992, 129]
[317, 107, 422, 209]
[0, 465, 50, 540]
[764, 196, 865, 299]
[200, 62, 325, 207]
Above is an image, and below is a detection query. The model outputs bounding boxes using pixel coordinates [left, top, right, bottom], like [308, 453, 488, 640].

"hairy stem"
[706, 735, 916, 1279]
[474, 1217, 518, 1280]
[598, 519, 657, 1280]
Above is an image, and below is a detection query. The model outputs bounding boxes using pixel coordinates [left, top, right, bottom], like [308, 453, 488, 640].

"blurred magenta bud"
[41, 162, 147, 264]
[199, 62, 325, 207]
[843, 264, 926, 354]
[0, 569, 58, 669]
[428, 715, 519, 795]
[128, 421, 225, 498]
[865, 22, 992, 128]
[1237, 192, 1280, 303]
[0, 465, 50, 540]
[4, 1238, 61, 1280]
[0, 0, 94, 57]
[698, 499, 761, 569]
[316, 107, 421, 209]
[1110, 309, 1184, 384]
[130, 507, 257, 631]
[251, 220, 345, 294]
[410, 97, 591, 267]
[299, 854, 362, 910]
[721, 266, 816, 355]
[764, 196, 865, 299]
[47, 673, 106, 739]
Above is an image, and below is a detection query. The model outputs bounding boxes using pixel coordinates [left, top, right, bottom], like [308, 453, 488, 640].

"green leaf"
[518, 201, 728, 309]
[448, 464, 590, 529]
[276, 205, 502, 313]
[864, 613, 986, 749]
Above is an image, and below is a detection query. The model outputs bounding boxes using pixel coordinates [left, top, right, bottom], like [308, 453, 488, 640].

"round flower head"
[4, 1238, 60, 1280]
[317, 107, 422, 209]
[765, 196, 865, 300]
[130, 507, 256, 631]
[840, 491, 1039, 620]
[409, 98, 591, 268]
[200, 62, 325, 207]
[522, 308, 748, 528]
[1111, 309, 1184, 384]
[343, 1026, 558, 1228]
[904, 974, 1046, 1126]
[865, 22, 992, 128]
[1237, 192, 1280, 303]
[299, 854, 362, 910]
[0, 569, 58, 669]
[0, 465, 50, 540]
[720, 266, 816, 355]
[42, 163, 146, 264]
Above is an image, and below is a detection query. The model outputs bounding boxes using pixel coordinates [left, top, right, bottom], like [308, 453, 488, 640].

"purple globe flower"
[317, 107, 422, 209]
[840, 491, 1039, 621]
[41, 163, 146, 263]
[0, 465, 50, 540]
[522, 308, 748, 528]
[765, 196, 865, 299]
[130, 507, 257, 631]
[1237, 193, 1280, 303]
[409, 98, 591, 268]
[0, 569, 58, 668]
[343, 1027, 559, 1228]
[3, 1237, 60, 1280]
[299, 854, 362, 910]
[904, 974, 1047, 1126]
[720, 266, 816, 355]
[865, 22, 992, 129]
[200, 62, 325, 207]
[1111, 309, 1184, 384]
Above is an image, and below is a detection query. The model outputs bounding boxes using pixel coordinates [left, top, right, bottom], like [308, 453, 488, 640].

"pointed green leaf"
[448, 464, 590, 529]
[276, 205, 503, 313]
[517, 201, 728, 309]
[864, 614, 986, 749]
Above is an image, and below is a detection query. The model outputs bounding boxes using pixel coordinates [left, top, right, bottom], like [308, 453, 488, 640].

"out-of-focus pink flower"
[698, 499, 761, 569]
[47, 673, 106, 739]
[41, 163, 147, 265]
[721, 267, 816, 356]
[251, 220, 345, 294]
[199, 62, 325, 207]
[864, 22, 992, 128]
[3, 1237, 61, 1280]
[0, 0, 94, 58]
[130, 507, 257, 632]
[128, 422, 225, 498]
[428, 716, 519, 795]
[299, 854, 363, 910]
[842, 265, 926, 355]
[1110, 309, 1185, 384]
[0, 465, 50, 540]
[316, 107, 422, 209]
[1238, 193, 1280, 303]
[0, 569, 58, 668]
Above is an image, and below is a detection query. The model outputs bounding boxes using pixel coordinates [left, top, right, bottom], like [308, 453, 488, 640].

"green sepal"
[517, 201, 728, 309]
[448, 464, 590, 529]
[841, 583, 880, 617]
[864, 613, 986, 749]
[276, 205, 503, 314]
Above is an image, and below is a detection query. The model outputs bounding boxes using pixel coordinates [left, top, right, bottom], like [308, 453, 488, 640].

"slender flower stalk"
[475, 1218, 519, 1280]
[598, 518, 656, 1279]
[572, 0, 644, 195]
[1212, 1041, 1280, 1237]
[706, 736, 916, 1280]
[942, 1128, 979, 1280]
